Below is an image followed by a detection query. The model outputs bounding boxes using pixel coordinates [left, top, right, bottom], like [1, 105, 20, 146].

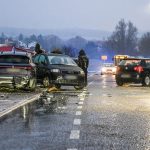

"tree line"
[0, 19, 150, 58]
[106, 19, 150, 57]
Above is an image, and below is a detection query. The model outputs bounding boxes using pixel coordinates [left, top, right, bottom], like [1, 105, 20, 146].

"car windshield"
[119, 59, 141, 66]
[103, 63, 115, 67]
[48, 55, 77, 66]
[0, 55, 29, 64]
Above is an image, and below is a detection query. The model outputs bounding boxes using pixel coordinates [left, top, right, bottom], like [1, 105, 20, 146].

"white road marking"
[77, 106, 82, 109]
[102, 93, 107, 96]
[80, 98, 84, 101]
[75, 111, 82, 116]
[79, 101, 84, 105]
[67, 149, 78, 150]
[70, 130, 80, 139]
[87, 81, 93, 86]
[0, 99, 11, 102]
[58, 106, 67, 109]
[88, 74, 94, 77]
[73, 119, 81, 125]
[102, 86, 107, 88]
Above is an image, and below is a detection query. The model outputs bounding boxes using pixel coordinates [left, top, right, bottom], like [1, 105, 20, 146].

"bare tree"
[107, 19, 138, 55]
[139, 32, 150, 56]
[126, 21, 138, 55]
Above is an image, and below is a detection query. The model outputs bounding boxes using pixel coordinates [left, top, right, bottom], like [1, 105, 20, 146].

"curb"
[0, 93, 41, 118]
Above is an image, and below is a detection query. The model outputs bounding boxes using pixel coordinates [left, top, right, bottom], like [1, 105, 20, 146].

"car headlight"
[102, 68, 106, 72]
[112, 67, 116, 72]
[51, 69, 60, 73]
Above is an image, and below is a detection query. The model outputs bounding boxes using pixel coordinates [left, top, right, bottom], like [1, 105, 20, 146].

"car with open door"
[33, 53, 86, 90]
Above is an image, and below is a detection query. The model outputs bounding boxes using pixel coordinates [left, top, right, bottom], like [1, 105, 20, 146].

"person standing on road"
[34, 43, 43, 54]
[78, 49, 89, 86]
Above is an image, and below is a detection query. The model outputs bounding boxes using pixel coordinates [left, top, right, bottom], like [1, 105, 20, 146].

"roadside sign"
[101, 55, 107, 60]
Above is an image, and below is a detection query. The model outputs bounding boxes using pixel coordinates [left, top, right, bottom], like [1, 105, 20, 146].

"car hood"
[49, 64, 83, 72]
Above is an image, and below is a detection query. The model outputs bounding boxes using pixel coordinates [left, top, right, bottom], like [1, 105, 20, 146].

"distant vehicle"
[33, 53, 86, 90]
[115, 58, 150, 86]
[113, 55, 129, 66]
[101, 63, 116, 75]
[0, 51, 36, 90]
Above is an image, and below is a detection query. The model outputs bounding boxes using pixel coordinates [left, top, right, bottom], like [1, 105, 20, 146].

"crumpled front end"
[0, 75, 31, 89]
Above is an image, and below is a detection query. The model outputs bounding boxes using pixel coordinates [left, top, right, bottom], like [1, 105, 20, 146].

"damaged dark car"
[0, 52, 36, 90]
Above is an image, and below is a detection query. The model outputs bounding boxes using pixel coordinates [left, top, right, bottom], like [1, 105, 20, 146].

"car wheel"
[74, 85, 85, 90]
[43, 76, 50, 87]
[116, 79, 123, 86]
[142, 74, 150, 86]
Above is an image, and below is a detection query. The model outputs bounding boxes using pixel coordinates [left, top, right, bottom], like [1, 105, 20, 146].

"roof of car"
[123, 57, 150, 60]
[0, 51, 31, 57]
[37, 53, 71, 57]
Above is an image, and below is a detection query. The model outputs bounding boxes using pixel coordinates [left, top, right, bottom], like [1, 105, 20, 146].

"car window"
[103, 63, 114, 67]
[48, 55, 77, 66]
[146, 60, 150, 67]
[119, 59, 141, 66]
[0, 55, 29, 64]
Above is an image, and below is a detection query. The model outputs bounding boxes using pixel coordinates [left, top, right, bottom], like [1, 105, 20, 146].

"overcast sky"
[1, 0, 150, 32]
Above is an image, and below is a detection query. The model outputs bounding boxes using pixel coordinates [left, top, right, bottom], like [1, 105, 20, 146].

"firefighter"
[78, 49, 89, 86]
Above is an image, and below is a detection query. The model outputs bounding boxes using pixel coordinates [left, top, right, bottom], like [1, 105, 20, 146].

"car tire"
[43, 76, 50, 87]
[74, 85, 85, 90]
[142, 74, 150, 86]
[116, 79, 124, 86]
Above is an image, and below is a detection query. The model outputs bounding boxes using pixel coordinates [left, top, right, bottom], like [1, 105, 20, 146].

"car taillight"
[25, 66, 33, 70]
[14, 66, 33, 70]
[134, 66, 143, 73]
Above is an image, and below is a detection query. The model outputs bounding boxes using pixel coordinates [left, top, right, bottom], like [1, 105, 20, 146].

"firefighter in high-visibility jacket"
[78, 49, 89, 86]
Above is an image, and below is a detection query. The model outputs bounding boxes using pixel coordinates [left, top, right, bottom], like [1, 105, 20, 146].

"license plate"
[7, 68, 20, 73]
[65, 75, 77, 80]
[121, 74, 130, 78]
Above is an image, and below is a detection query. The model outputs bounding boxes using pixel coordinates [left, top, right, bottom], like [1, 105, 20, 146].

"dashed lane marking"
[73, 119, 81, 125]
[68, 86, 88, 149]
[75, 111, 82, 116]
[77, 106, 82, 109]
[78, 101, 84, 105]
[80, 98, 84, 101]
[70, 130, 80, 139]
[88, 74, 94, 78]
[87, 81, 93, 86]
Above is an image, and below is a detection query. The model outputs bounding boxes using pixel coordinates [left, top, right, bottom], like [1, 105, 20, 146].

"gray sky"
[1, 0, 150, 32]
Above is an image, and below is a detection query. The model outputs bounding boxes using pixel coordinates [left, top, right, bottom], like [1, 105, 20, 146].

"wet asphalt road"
[0, 73, 150, 150]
